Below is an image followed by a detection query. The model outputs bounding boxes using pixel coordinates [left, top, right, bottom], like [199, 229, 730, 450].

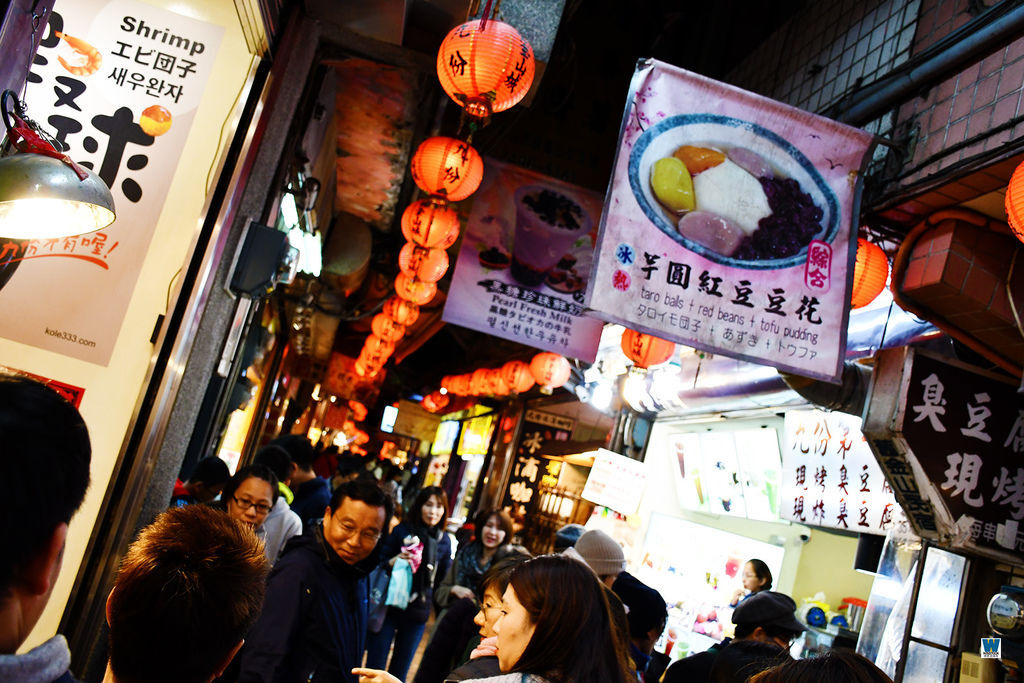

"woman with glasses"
[355, 554, 635, 683]
[364, 486, 453, 681]
[217, 464, 279, 551]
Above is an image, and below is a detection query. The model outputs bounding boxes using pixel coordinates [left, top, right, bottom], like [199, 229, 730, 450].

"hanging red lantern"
[399, 242, 449, 283]
[423, 390, 450, 413]
[394, 272, 437, 305]
[485, 368, 510, 396]
[411, 136, 485, 201]
[354, 358, 381, 378]
[348, 400, 368, 422]
[850, 238, 889, 309]
[448, 374, 471, 396]
[362, 334, 395, 362]
[1007, 161, 1024, 242]
[440, 375, 453, 392]
[383, 296, 420, 326]
[436, 19, 535, 119]
[501, 359, 535, 394]
[401, 198, 460, 249]
[530, 352, 570, 394]
[621, 329, 676, 369]
[470, 368, 490, 395]
[371, 313, 406, 343]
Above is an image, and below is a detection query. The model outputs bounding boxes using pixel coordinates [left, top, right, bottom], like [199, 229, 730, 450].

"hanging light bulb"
[398, 242, 449, 283]
[394, 272, 437, 305]
[436, 19, 535, 120]
[0, 90, 115, 238]
[850, 238, 889, 309]
[401, 198, 460, 249]
[410, 136, 484, 201]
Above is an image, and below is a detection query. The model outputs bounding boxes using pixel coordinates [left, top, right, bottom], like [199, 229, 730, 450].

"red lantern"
[395, 272, 437, 305]
[449, 374, 471, 395]
[411, 136, 484, 201]
[354, 358, 381, 378]
[383, 296, 420, 326]
[1008, 161, 1024, 242]
[362, 334, 395, 362]
[470, 368, 490, 395]
[621, 329, 676, 369]
[371, 313, 406, 343]
[530, 352, 570, 394]
[399, 242, 449, 283]
[436, 19, 535, 119]
[423, 391, 450, 413]
[485, 368, 510, 396]
[850, 238, 889, 309]
[501, 359, 535, 394]
[401, 199, 460, 249]
[348, 400, 368, 422]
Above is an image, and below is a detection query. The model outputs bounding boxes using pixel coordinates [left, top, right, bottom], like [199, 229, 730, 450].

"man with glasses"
[663, 591, 803, 683]
[238, 478, 392, 683]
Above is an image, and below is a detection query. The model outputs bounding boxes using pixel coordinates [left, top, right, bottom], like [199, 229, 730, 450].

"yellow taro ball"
[651, 156, 695, 213]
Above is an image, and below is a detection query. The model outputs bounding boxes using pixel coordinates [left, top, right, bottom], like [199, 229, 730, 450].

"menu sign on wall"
[864, 348, 1024, 560]
[443, 158, 604, 362]
[586, 59, 874, 382]
[501, 411, 571, 519]
[782, 409, 904, 535]
[0, 0, 223, 364]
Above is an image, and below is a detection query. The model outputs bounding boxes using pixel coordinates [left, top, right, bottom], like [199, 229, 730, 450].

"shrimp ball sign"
[120, 16, 207, 57]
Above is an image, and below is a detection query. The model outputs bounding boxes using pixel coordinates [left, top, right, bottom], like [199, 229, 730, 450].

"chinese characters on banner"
[782, 409, 904, 535]
[501, 410, 573, 519]
[586, 59, 875, 382]
[581, 449, 647, 516]
[887, 351, 1024, 557]
[0, 1, 223, 364]
[443, 157, 604, 362]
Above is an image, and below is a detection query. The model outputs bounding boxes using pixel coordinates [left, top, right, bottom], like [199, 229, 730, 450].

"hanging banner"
[0, 1, 223, 364]
[443, 157, 604, 362]
[782, 409, 904, 535]
[501, 411, 571, 519]
[586, 59, 874, 382]
[864, 347, 1024, 562]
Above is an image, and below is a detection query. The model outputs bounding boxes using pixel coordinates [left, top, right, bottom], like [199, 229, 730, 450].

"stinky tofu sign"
[443, 158, 604, 362]
[0, 1, 223, 364]
[782, 409, 904, 535]
[863, 347, 1024, 561]
[586, 59, 875, 382]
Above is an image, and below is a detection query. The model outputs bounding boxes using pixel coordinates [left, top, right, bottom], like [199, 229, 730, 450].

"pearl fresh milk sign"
[586, 59, 875, 382]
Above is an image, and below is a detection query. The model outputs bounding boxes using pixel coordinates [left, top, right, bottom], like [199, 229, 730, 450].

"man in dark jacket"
[277, 435, 332, 524]
[0, 375, 91, 683]
[238, 479, 392, 683]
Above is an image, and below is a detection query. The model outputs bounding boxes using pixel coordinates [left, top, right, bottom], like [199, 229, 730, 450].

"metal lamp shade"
[0, 153, 116, 239]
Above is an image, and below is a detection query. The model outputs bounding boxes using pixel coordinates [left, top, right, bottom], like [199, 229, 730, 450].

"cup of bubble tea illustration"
[509, 185, 592, 287]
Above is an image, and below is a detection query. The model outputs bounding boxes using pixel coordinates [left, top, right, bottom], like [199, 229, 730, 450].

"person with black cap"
[663, 591, 804, 683]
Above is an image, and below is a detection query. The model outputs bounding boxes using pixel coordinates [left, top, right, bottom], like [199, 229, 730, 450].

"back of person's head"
[0, 374, 91, 594]
[408, 485, 449, 530]
[270, 434, 316, 471]
[106, 505, 268, 683]
[709, 639, 789, 683]
[612, 572, 668, 642]
[477, 552, 532, 597]
[732, 591, 805, 642]
[188, 457, 230, 487]
[253, 445, 294, 483]
[509, 554, 633, 683]
[221, 464, 280, 506]
[553, 523, 585, 550]
[571, 529, 626, 580]
[749, 649, 893, 683]
[473, 508, 513, 545]
[330, 477, 393, 521]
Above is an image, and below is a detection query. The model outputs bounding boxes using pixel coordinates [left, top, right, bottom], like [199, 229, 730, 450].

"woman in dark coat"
[364, 486, 453, 680]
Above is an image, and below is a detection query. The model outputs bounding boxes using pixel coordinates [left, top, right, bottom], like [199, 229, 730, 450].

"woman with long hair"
[364, 486, 453, 680]
[435, 509, 514, 610]
[355, 554, 634, 683]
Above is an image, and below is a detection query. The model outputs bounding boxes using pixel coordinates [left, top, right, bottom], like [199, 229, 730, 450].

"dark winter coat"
[237, 522, 379, 683]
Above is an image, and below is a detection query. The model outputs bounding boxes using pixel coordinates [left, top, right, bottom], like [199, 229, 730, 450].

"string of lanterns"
[354, 12, 535, 380]
[421, 352, 569, 412]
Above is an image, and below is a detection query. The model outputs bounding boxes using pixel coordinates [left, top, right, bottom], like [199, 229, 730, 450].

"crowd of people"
[0, 373, 896, 683]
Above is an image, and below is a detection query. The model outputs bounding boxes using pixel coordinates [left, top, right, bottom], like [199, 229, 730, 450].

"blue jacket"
[238, 522, 378, 683]
[380, 521, 452, 623]
[290, 477, 331, 524]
